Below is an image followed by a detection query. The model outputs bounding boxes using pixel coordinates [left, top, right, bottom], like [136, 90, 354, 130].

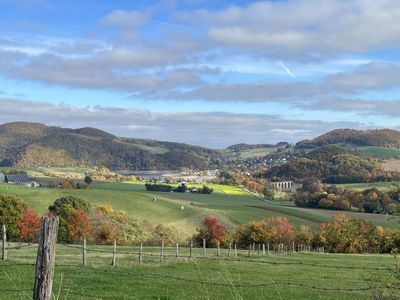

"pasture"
[336, 181, 400, 192]
[0, 242, 398, 299]
[1, 179, 400, 235]
[338, 143, 400, 159]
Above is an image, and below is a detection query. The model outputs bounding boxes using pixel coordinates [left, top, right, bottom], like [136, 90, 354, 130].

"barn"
[5, 174, 30, 184]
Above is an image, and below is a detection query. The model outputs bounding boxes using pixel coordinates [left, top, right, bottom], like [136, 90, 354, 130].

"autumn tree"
[92, 204, 148, 245]
[17, 210, 41, 242]
[235, 216, 295, 247]
[318, 214, 373, 253]
[0, 194, 28, 240]
[68, 209, 92, 242]
[48, 196, 91, 242]
[194, 216, 226, 247]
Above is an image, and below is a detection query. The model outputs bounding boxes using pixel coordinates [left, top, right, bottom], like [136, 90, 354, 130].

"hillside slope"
[0, 122, 224, 170]
[296, 129, 400, 148]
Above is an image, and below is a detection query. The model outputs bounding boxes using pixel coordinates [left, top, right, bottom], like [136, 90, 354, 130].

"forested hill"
[0, 122, 224, 170]
[296, 129, 400, 148]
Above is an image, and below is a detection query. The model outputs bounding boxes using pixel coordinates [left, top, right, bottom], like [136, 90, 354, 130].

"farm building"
[5, 174, 30, 184]
[0, 173, 5, 182]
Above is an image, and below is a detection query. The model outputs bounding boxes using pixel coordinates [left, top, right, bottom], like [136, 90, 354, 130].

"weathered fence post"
[252, 242, 255, 255]
[267, 243, 270, 255]
[292, 241, 295, 253]
[175, 243, 179, 260]
[82, 238, 87, 266]
[139, 243, 143, 264]
[160, 241, 164, 263]
[262, 243, 265, 255]
[258, 243, 260, 255]
[112, 239, 117, 266]
[234, 243, 237, 257]
[217, 241, 220, 257]
[202, 239, 206, 258]
[189, 241, 193, 258]
[248, 244, 251, 257]
[33, 216, 59, 300]
[2, 224, 6, 261]
[228, 243, 232, 256]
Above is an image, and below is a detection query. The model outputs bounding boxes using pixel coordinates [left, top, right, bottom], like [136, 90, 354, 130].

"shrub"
[0, 194, 28, 240]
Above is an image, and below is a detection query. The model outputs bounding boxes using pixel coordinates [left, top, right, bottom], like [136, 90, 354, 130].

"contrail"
[278, 61, 296, 79]
[152, 20, 191, 30]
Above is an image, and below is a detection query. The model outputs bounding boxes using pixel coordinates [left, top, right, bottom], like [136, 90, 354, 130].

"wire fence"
[1, 240, 398, 299]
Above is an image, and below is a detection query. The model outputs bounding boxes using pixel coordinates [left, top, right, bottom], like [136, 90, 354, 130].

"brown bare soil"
[383, 159, 400, 172]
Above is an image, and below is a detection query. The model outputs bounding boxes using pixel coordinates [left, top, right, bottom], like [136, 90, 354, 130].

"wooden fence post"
[267, 243, 270, 255]
[112, 239, 117, 266]
[258, 243, 260, 255]
[202, 239, 206, 258]
[217, 241, 220, 257]
[139, 244, 143, 264]
[234, 243, 237, 257]
[33, 216, 59, 300]
[160, 241, 164, 263]
[248, 244, 251, 257]
[292, 241, 295, 253]
[175, 243, 179, 260]
[228, 243, 232, 256]
[2, 225, 6, 261]
[82, 238, 87, 266]
[262, 244, 265, 255]
[189, 241, 193, 258]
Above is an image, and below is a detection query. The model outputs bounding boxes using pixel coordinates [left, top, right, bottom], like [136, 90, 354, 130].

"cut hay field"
[0, 243, 398, 299]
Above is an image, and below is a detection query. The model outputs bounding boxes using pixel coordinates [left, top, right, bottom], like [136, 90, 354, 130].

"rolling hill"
[0, 122, 225, 170]
[296, 128, 400, 148]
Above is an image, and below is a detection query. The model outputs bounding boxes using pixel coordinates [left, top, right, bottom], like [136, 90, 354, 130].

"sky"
[1, 0, 400, 148]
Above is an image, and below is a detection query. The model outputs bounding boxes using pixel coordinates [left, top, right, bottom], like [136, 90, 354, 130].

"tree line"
[292, 181, 400, 214]
[144, 183, 213, 194]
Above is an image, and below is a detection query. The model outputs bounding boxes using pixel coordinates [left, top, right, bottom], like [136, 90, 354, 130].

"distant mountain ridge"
[1, 123, 400, 171]
[0, 122, 224, 170]
[296, 129, 400, 148]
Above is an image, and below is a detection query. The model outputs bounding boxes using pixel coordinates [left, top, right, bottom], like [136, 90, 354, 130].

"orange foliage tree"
[194, 216, 227, 247]
[17, 210, 41, 242]
[68, 209, 92, 242]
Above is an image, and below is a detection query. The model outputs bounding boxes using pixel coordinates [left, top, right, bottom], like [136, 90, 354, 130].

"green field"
[0, 243, 398, 299]
[238, 146, 279, 158]
[338, 143, 400, 159]
[336, 181, 400, 192]
[2, 180, 400, 235]
[0, 181, 325, 234]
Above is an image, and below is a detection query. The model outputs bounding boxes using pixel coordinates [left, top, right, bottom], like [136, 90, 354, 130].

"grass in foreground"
[0, 243, 398, 299]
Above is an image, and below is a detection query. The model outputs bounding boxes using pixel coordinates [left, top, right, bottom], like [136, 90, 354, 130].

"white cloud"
[100, 10, 150, 30]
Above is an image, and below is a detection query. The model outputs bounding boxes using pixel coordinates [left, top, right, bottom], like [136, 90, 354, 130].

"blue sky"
[1, 0, 400, 147]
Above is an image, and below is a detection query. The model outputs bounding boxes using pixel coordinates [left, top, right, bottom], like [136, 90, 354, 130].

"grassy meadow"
[0, 242, 398, 299]
[1, 173, 400, 235]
